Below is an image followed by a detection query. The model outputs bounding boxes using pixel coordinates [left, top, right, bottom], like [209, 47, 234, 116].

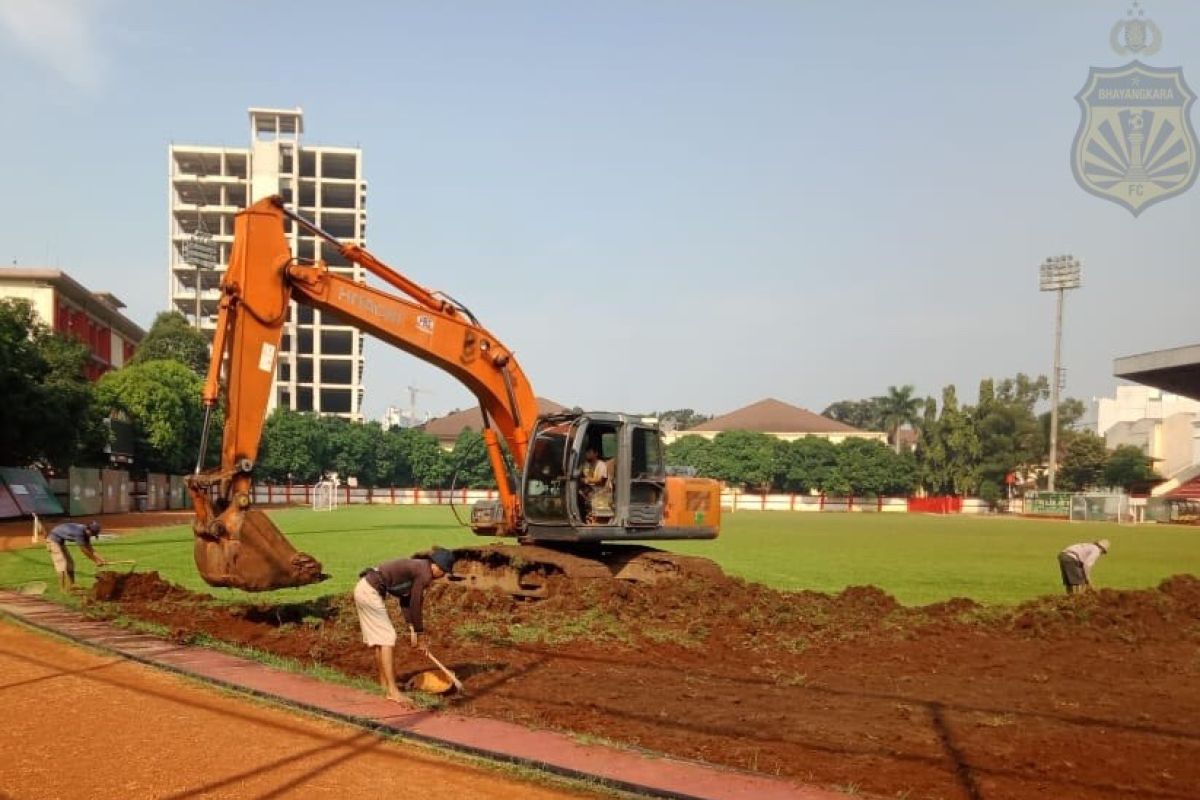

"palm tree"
[876, 385, 923, 454]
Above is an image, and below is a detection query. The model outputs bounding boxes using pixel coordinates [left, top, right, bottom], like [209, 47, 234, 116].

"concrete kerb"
[0, 593, 845, 800]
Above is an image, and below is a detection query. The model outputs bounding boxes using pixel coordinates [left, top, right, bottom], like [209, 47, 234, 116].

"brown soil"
[0, 619, 589, 799]
[87, 571, 1200, 800]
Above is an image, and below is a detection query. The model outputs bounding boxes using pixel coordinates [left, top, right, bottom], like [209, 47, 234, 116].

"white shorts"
[47, 540, 74, 576]
[353, 577, 397, 647]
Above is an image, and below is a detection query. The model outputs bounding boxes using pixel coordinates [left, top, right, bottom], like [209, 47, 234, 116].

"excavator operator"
[580, 446, 613, 523]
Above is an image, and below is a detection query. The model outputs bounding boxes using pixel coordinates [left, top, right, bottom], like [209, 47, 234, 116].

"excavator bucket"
[193, 508, 326, 592]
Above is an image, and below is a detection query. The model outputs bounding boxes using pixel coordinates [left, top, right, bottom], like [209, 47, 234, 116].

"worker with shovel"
[46, 520, 107, 592]
[354, 547, 456, 702]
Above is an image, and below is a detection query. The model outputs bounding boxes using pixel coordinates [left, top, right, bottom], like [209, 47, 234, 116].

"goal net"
[1069, 493, 1131, 524]
[313, 480, 338, 512]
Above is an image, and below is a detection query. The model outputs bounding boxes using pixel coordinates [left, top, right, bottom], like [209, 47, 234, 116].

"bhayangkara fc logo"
[1072, 61, 1198, 215]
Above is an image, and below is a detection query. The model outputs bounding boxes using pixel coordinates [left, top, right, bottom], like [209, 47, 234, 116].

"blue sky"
[1, 1, 1198, 422]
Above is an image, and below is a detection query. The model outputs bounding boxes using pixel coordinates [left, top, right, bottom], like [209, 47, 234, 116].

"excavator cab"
[513, 413, 720, 543]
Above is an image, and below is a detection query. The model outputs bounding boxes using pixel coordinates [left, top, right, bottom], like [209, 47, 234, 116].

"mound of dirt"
[81, 568, 1200, 799]
[1004, 574, 1200, 642]
[92, 571, 209, 603]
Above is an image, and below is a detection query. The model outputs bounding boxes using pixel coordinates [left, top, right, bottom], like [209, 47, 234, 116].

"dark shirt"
[367, 558, 434, 633]
[48, 523, 93, 546]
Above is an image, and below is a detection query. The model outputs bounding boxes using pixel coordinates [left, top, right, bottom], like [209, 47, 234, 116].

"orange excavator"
[188, 196, 720, 593]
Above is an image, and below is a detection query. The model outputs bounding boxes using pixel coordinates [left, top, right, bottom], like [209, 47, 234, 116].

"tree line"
[666, 378, 1157, 497]
[0, 299, 1159, 496]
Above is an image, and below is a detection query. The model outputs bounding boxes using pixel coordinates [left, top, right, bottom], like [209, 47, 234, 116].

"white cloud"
[0, 0, 108, 90]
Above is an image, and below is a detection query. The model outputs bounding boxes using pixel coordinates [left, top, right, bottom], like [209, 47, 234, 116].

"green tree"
[448, 428, 496, 488]
[405, 429, 452, 488]
[972, 376, 1045, 501]
[132, 311, 210, 375]
[1103, 444, 1159, 492]
[373, 426, 416, 486]
[666, 435, 715, 473]
[940, 386, 982, 495]
[1057, 432, 1108, 491]
[875, 384, 922, 453]
[831, 438, 918, 496]
[776, 436, 839, 493]
[95, 360, 206, 473]
[320, 416, 377, 484]
[822, 398, 883, 431]
[0, 299, 104, 469]
[704, 430, 778, 491]
[259, 410, 328, 483]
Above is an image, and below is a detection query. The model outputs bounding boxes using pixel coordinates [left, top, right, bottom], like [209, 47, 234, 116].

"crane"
[187, 196, 720, 593]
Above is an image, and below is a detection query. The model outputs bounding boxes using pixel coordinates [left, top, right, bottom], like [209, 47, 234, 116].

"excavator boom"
[188, 197, 539, 591]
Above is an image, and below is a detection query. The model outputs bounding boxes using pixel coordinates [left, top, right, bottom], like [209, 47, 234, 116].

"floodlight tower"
[1039, 254, 1082, 491]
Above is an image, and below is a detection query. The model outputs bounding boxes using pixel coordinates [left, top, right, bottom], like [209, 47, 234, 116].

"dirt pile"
[93, 571, 209, 604]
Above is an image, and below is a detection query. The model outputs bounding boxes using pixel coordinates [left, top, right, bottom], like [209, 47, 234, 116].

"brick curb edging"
[0, 593, 845, 800]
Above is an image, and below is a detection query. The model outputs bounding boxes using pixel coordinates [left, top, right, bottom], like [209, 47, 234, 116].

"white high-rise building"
[168, 107, 367, 419]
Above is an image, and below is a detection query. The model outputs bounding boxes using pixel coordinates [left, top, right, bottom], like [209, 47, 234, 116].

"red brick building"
[0, 268, 146, 381]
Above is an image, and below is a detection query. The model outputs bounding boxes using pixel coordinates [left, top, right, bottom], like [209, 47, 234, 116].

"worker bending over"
[46, 520, 107, 592]
[353, 547, 456, 702]
[1057, 539, 1109, 595]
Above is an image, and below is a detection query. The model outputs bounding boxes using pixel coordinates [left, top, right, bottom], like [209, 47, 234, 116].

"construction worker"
[46, 520, 107, 592]
[353, 547, 456, 702]
[1057, 539, 1110, 595]
[579, 445, 612, 523]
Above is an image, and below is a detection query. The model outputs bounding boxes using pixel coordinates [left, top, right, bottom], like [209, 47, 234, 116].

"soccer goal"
[313, 479, 339, 512]
[1069, 493, 1132, 524]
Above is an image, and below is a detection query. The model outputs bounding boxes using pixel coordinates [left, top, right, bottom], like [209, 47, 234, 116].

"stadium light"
[1039, 254, 1083, 491]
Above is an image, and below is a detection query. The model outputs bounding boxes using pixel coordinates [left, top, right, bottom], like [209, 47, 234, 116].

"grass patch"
[1, 505, 1196, 606]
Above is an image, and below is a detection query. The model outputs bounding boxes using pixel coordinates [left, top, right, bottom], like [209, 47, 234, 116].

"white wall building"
[168, 107, 367, 419]
[1093, 385, 1200, 480]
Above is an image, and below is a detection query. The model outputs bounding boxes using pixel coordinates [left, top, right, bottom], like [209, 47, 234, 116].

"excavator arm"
[187, 196, 539, 591]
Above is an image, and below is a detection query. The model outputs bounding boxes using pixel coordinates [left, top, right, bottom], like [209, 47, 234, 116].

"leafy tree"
[321, 416, 377, 483]
[916, 396, 948, 493]
[95, 360, 206, 473]
[374, 426, 416, 486]
[666, 435, 715, 473]
[876, 384, 922, 453]
[132, 311, 210, 375]
[972, 377, 1044, 499]
[939, 386, 982, 495]
[831, 438, 918, 496]
[822, 398, 883, 431]
[704, 430, 778, 491]
[259, 409, 327, 483]
[1057, 432, 1108, 491]
[40, 333, 108, 468]
[776, 436, 839, 494]
[405, 429, 452, 488]
[0, 299, 104, 469]
[447, 428, 496, 488]
[1103, 444, 1159, 492]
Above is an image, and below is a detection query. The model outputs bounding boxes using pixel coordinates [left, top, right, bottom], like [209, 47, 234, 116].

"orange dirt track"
[0, 620, 588, 800]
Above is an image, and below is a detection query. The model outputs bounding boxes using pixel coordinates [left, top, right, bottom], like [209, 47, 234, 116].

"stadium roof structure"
[1114, 344, 1200, 402]
[422, 397, 568, 447]
[685, 398, 867, 435]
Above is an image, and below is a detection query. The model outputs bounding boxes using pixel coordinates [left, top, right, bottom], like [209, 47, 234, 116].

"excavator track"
[446, 543, 724, 599]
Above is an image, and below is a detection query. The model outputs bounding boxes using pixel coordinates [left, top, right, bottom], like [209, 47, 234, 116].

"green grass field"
[2, 506, 1196, 606]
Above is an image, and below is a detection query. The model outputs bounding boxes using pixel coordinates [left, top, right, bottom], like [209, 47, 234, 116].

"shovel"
[423, 649, 465, 693]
